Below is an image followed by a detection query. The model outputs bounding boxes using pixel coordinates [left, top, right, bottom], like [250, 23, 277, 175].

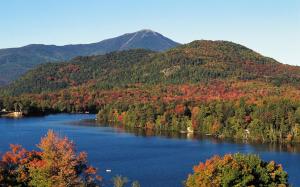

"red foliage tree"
[0, 130, 101, 187]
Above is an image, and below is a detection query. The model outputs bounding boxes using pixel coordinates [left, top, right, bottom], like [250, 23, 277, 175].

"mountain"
[2, 39, 300, 146]
[0, 29, 180, 86]
[3, 40, 300, 96]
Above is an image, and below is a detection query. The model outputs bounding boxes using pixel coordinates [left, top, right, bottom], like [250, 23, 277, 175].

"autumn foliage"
[0, 130, 100, 187]
[2, 40, 300, 144]
[185, 153, 289, 187]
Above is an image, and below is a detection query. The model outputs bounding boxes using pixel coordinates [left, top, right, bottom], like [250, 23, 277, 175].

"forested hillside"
[2, 49, 154, 95]
[3, 40, 300, 96]
[0, 29, 179, 86]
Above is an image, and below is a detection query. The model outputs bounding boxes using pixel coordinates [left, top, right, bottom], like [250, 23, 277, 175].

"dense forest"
[1, 40, 300, 143]
[96, 96, 300, 143]
[1, 81, 300, 143]
[1, 49, 155, 95]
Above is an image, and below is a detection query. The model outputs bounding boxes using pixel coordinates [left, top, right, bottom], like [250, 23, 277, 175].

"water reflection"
[70, 119, 300, 153]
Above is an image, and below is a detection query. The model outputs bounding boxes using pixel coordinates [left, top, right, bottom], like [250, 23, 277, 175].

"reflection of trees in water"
[251, 142, 300, 153]
[123, 127, 300, 153]
[81, 119, 300, 153]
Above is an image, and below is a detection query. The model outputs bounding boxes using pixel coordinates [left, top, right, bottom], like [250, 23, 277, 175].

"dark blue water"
[0, 114, 299, 187]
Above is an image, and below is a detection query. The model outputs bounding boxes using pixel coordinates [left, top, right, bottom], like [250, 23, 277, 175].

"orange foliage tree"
[0, 130, 101, 187]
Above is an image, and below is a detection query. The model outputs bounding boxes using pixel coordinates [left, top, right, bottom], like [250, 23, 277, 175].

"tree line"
[96, 98, 300, 143]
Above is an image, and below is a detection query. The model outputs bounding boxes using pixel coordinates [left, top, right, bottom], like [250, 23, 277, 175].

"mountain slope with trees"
[3, 40, 300, 96]
[0, 29, 179, 86]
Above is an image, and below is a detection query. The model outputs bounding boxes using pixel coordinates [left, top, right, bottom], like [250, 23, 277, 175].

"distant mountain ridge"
[0, 29, 180, 86]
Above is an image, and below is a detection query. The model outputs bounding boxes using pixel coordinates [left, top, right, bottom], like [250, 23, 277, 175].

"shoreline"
[0, 111, 95, 119]
[0, 111, 23, 118]
[91, 118, 300, 145]
[2, 111, 300, 145]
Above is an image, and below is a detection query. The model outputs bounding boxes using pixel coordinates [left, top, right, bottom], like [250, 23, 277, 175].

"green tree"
[185, 153, 289, 187]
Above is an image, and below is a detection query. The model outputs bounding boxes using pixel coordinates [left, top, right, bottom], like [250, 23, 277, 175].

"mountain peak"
[138, 29, 156, 33]
[137, 29, 158, 37]
[115, 29, 180, 51]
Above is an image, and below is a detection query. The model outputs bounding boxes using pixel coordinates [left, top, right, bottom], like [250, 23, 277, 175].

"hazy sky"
[0, 0, 299, 65]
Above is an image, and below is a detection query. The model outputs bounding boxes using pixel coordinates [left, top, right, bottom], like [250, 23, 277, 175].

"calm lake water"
[0, 114, 299, 186]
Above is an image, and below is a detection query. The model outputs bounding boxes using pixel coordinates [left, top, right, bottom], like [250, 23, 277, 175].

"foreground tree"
[0, 130, 100, 187]
[185, 153, 289, 187]
[0, 144, 38, 186]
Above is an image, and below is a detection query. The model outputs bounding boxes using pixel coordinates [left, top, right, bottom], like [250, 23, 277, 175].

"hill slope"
[0, 29, 179, 86]
[3, 40, 300, 96]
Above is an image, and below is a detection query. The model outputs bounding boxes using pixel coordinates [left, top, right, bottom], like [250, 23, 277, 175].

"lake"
[0, 114, 299, 186]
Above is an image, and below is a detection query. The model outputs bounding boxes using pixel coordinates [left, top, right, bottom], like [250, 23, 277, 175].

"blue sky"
[0, 0, 299, 65]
